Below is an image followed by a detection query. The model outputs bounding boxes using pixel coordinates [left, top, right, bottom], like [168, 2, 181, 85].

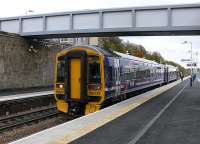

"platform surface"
[71, 77, 200, 144]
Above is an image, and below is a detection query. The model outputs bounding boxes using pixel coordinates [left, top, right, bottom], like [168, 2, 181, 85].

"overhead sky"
[1, 0, 200, 67]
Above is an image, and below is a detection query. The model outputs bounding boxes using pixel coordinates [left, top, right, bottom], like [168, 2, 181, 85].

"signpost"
[181, 59, 191, 62]
[187, 63, 197, 67]
[182, 41, 193, 87]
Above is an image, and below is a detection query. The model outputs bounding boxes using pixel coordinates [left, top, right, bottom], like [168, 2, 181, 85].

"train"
[54, 45, 179, 115]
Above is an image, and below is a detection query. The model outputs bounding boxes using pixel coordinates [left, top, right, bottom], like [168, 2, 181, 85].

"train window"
[108, 66, 113, 81]
[57, 61, 65, 82]
[88, 56, 101, 84]
[147, 70, 150, 77]
[124, 72, 133, 81]
[136, 70, 139, 79]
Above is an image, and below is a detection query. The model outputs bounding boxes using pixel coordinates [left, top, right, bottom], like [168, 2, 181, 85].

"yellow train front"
[55, 46, 105, 115]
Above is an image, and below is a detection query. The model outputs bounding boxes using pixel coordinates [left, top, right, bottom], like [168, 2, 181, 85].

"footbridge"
[1, 3, 200, 38]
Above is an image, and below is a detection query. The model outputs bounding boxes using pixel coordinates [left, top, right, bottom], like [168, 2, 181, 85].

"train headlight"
[59, 84, 64, 89]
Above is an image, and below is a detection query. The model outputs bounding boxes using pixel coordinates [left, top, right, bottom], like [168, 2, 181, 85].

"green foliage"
[99, 37, 146, 57]
[99, 37, 125, 53]
[125, 42, 147, 57]
[144, 51, 165, 63]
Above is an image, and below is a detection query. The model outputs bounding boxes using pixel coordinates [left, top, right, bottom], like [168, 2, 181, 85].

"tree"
[131, 45, 146, 58]
[144, 51, 164, 63]
[99, 37, 126, 53]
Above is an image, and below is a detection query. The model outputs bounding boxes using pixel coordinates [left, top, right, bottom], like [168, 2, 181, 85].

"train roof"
[70, 45, 163, 66]
[165, 64, 178, 70]
[69, 45, 118, 57]
[88, 46, 161, 65]
[114, 51, 161, 66]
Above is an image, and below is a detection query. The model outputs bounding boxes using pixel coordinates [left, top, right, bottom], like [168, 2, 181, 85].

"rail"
[0, 106, 58, 132]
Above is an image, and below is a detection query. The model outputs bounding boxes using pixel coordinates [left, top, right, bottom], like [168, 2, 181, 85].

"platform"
[10, 76, 194, 144]
[0, 87, 53, 97]
[0, 90, 53, 102]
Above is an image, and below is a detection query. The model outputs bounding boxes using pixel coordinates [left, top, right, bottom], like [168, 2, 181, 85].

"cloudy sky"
[1, 0, 200, 67]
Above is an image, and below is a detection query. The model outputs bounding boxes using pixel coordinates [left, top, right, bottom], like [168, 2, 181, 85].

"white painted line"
[0, 91, 54, 102]
[127, 82, 188, 144]
[10, 77, 189, 144]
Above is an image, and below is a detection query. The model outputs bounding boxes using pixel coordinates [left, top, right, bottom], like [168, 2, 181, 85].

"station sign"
[181, 59, 191, 62]
[187, 63, 197, 67]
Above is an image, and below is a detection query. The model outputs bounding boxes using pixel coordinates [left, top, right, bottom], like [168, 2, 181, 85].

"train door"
[114, 59, 121, 97]
[166, 67, 169, 83]
[70, 58, 81, 99]
[164, 67, 168, 83]
[65, 51, 88, 114]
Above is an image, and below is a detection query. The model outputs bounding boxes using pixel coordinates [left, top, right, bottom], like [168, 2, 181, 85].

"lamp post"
[195, 51, 198, 69]
[182, 41, 193, 86]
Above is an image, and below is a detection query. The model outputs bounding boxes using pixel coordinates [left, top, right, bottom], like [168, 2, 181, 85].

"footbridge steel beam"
[1, 4, 200, 38]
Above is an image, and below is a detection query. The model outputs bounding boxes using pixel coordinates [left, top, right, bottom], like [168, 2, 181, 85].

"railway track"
[0, 106, 59, 132]
[0, 94, 55, 116]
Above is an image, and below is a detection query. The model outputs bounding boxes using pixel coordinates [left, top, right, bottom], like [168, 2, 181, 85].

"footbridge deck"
[1, 4, 200, 38]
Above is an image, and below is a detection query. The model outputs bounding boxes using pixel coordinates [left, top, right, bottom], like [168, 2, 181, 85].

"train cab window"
[88, 56, 101, 84]
[57, 61, 65, 82]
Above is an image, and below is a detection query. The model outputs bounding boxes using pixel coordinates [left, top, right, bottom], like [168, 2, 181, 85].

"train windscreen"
[57, 61, 65, 82]
[88, 56, 101, 90]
